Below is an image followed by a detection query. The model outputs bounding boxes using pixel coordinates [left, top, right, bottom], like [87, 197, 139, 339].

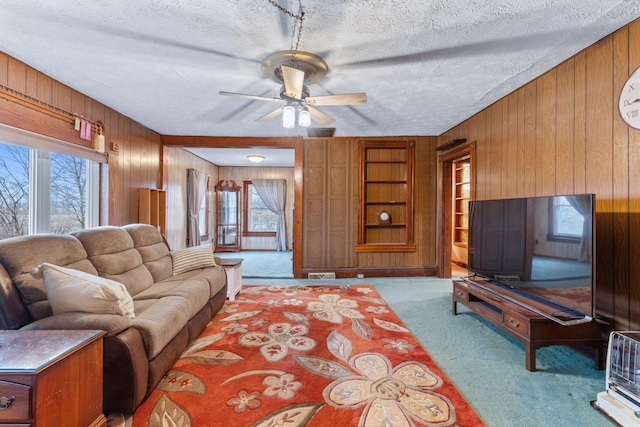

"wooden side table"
[0, 330, 107, 427]
[220, 258, 243, 301]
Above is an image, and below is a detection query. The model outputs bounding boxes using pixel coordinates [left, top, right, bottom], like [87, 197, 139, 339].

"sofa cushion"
[0, 234, 97, 320]
[171, 244, 217, 275]
[131, 296, 192, 359]
[124, 224, 173, 283]
[31, 263, 135, 318]
[73, 226, 154, 296]
[171, 266, 227, 299]
[134, 275, 210, 318]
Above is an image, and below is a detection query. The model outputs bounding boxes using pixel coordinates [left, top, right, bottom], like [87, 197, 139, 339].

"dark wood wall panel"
[438, 17, 640, 330]
[302, 136, 438, 276]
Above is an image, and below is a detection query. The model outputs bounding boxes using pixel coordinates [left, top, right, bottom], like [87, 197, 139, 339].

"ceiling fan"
[219, 51, 367, 126]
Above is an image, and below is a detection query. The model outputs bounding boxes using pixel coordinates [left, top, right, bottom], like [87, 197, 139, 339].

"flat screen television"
[467, 194, 595, 325]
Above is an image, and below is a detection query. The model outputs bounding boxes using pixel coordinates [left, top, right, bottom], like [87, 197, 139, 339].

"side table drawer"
[0, 380, 30, 420]
[503, 311, 529, 335]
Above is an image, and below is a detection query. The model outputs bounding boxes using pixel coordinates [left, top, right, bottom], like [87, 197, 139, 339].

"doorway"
[437, 140, 475, 278]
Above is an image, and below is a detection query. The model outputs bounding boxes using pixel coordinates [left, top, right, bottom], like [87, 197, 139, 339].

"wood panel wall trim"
[0, 83, 103, 132]
[161, 135, 297, 148]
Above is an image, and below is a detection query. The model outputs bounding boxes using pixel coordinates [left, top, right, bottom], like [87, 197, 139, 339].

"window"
[548, 196, 584, 243]
[198, 176, 210, 241]
[0, 141, 100, 239]
[242, 181, 277, 235]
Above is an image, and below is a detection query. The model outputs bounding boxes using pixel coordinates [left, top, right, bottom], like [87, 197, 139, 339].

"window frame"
[242, 180, 277, 237]
[547, 196, 583, 244]
[198, 175, 210, 242]
[0, 124, 104, 237]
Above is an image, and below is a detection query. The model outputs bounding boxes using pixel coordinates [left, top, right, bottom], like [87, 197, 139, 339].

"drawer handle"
[509, 318, 520, 328]
[0, 396, 15, 410]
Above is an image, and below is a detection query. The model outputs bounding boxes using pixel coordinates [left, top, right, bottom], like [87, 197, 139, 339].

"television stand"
[452, 279, 605, 371]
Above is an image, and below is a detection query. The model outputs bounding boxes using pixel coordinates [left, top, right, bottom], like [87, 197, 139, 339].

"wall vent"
[307, 272, 336, 280]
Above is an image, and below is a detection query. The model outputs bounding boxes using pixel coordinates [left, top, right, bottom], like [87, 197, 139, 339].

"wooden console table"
[0, 330, 107, 427]
[452, 279, 605, 372]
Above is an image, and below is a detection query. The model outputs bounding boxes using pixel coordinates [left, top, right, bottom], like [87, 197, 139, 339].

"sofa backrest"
[0, 233, 97, 323]
[72, 226, 154, 296]
[123, 224, 173, 283]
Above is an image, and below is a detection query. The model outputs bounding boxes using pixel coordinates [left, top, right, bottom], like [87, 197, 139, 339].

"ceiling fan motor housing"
[262, 50, 328, 85]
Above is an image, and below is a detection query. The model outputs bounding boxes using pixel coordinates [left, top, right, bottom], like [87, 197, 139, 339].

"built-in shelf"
[139, 188, 166, 235]
[356, 140, 415, 252]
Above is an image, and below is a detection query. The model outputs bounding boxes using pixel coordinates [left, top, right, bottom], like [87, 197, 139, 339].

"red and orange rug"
[120, 285, 484, 426]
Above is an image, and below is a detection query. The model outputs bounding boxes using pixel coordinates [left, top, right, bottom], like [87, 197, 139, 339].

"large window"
[548, 196, 584, 242]
[0, 141, 100, 238]
[242, 181, 277, 236]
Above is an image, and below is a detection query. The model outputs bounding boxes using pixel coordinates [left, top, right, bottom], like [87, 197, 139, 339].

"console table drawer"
[504, 312, 528, 335]
[0, 380, 30, 420]
[453, 285, 468, 301]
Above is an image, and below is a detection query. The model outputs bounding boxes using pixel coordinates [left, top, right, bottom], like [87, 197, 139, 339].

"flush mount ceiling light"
[247, 155, 265, 163]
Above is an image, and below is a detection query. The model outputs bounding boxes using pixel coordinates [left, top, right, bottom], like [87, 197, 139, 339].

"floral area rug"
[114, 285, 484, 426]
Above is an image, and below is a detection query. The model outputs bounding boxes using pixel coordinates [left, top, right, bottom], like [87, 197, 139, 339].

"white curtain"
[566, 194, 593, 263]
[252, 179, 287, 251]
[187, 168, 207, 247]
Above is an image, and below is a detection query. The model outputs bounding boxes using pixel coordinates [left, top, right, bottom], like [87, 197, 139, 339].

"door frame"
[436, 140, 476, 278]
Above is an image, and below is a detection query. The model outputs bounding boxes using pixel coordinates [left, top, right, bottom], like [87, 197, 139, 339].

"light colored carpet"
[242, 277, 608, 427]
[215, 251, 293, 278]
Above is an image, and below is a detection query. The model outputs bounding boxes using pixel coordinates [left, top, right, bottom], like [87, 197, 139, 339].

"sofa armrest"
[20, 312, 132, 336]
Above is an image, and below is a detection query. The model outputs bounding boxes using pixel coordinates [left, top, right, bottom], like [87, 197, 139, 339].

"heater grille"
[307, 272, 336, 280]
[609, 332, 640, 401]
[595, 331, 640, 425]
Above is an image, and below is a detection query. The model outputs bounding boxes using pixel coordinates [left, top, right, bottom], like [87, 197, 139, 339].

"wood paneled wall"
[302, 136, 439, 277]
[439, 18, 640, 330]
[163, 147, 219, 249]
[218, 166, 294, 251]
[0, 52, 214, 250]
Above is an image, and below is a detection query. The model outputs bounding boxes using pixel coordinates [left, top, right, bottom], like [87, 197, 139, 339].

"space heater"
[595, 331, 640, 426]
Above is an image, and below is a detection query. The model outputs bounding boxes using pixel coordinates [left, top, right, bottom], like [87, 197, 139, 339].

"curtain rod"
[0, 83, 103, 132]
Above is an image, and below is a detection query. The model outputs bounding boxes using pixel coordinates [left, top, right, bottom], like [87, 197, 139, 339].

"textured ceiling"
[1, 1, 640, 140]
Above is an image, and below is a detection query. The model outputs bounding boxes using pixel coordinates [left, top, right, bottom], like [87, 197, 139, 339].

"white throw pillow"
[171, 243, 217, 275]
[31, 263, 135, 318]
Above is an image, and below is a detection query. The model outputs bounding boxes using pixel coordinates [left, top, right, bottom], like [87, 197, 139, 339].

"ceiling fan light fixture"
[299, 107, 311, 127]
[247, 155, 265, 163]
[283, 104, 296, 128]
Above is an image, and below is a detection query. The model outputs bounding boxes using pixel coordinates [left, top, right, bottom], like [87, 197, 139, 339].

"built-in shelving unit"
[139, 188, 166, 235]
[453, 160, 470, 247]
[356, 140, 415, 252]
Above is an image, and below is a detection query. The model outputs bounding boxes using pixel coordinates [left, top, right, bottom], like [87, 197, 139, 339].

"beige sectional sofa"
[0, 224, 227, 414]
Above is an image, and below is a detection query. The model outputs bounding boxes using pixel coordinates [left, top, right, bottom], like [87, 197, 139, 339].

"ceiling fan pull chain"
[266, 0, 305, 59]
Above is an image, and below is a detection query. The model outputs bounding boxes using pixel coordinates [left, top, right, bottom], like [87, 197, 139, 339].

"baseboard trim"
[300, 266, 437, 279]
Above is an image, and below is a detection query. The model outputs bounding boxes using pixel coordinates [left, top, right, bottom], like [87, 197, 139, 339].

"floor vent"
[308, 272, 336, 280]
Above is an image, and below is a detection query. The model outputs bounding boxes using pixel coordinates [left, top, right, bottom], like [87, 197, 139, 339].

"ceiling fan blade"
[219, 91, 283, 103]
[256, 107, 284, 122]
[307, 106, 335, 126]
[306, 93, 367, 106]
[281, 66, 305, 100]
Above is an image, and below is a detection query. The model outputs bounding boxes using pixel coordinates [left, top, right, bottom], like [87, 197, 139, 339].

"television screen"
[467, 194, 595, 322]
